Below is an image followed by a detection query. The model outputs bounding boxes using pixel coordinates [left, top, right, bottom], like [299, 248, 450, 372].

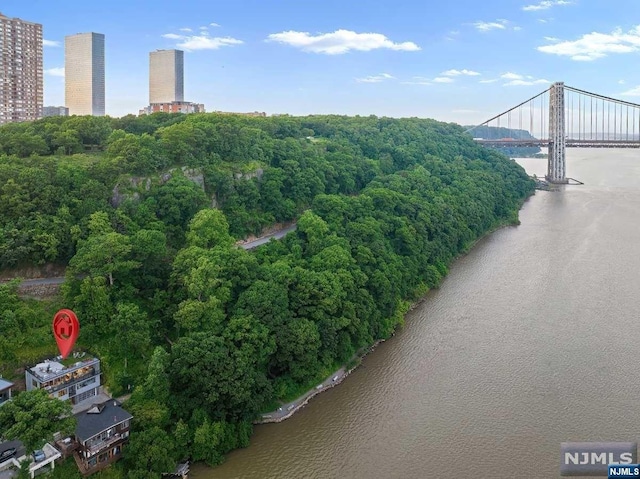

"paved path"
[257, 367, 347, 423]
[239, 224, 297, 250]
[16, 276, 65, 287]
[4, 224, 298, 288]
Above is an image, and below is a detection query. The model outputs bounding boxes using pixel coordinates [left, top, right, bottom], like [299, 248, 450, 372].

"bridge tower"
[547, 81, 568, 184]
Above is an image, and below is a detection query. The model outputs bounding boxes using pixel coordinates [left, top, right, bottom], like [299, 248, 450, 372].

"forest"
[0, 112, 534, 478]
[463, 125, 542, 157]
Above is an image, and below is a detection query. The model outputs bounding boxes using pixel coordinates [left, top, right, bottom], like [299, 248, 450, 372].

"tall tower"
[547, 82, 567, 184]
[65, 32, 105, 116]
[0, 12, 43, 124]
[149, 49, 184, 104]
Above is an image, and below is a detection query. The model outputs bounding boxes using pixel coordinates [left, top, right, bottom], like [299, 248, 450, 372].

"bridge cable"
[565, 85, 640, 109]
[464, 87, 550, 133]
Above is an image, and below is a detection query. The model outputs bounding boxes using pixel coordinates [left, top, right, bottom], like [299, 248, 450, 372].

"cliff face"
[111, 167, 206, 207]
[110, 166, 265, 208]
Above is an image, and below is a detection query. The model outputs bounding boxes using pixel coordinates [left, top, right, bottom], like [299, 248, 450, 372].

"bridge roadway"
[474, 139, 640, 148]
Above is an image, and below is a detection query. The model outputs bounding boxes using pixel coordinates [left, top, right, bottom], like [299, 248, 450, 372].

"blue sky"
[5, 0, 640, 124]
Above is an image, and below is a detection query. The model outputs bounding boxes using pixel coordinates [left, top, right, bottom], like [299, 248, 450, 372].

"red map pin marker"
[52, 309, 80, 359]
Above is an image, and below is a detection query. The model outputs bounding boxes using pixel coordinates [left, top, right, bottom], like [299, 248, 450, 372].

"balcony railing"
[84, 433, 127, 456]
[43, 371, 98, 394]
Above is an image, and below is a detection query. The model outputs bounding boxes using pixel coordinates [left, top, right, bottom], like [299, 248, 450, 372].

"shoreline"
[254, 337, 387, 424]
[254, 213, 528, 425]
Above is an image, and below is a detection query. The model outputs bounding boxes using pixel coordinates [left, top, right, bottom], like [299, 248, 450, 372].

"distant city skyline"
[4, 1, 640, 123]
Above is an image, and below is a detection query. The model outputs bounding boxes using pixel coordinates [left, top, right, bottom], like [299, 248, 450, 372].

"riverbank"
[255, 204, 533, 425]
[255, 338, 388, 424]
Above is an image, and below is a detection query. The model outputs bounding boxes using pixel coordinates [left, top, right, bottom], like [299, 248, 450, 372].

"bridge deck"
[474, 139, 640, 148]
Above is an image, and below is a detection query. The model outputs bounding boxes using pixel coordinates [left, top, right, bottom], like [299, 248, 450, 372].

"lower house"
[0, 441, 61, 479]
[70, 399, 133, 476]
[0, 378, 13, 406]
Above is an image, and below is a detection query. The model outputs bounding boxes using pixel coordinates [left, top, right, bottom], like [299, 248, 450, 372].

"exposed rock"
[234, 168, 264, 180]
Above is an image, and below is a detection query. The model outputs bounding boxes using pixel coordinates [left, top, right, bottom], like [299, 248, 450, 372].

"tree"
[0, 389, 75, 451]
[185, 209, 234, 249]
[70, 231, 140, 286]
[123, 426, 176, 478]
[111, 302, 153, 368]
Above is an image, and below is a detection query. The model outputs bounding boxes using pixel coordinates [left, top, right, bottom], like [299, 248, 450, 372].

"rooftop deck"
[28, 355, 98, 383]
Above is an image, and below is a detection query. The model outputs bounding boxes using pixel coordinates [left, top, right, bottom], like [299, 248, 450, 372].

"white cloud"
[474, 20, 507, 32]
[442, 69, 481, 77]
[356, 73, 395, 83]
[163, 32, 244, 51]
[43, 39, 60, 47]
[621, 85, 640, 96]
[523, 0, 572, 11]
[544, 36, 559, 41]
[210, 22, 221, 27]
[500, 72, 549, 86]
[45, 67, 64, 77]
[537, 25, 640, 61]
[402, 74, 467, 85]
[199, 26, 208, 30]
[178, 36, 243, 51]
[401, 81, 431, 86]
[474, 19, 521, 32]
[501, 72, 524, 80]
[265, 29, 420, 54]
[619, 79, 626, 84]
[179, 28, 192, 32]
[479, 79, 498, 83]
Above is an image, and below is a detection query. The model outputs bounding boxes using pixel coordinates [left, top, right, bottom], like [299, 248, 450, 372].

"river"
[192, 149, 640, 479]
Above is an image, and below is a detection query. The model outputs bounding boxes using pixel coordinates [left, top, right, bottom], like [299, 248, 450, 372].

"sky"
[5, 0, 640, 124]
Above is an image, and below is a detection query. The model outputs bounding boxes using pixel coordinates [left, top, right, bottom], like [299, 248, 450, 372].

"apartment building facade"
[0, 12, 43, 124]
[65, 32, 105, 116]
[149, 49, 183, 104]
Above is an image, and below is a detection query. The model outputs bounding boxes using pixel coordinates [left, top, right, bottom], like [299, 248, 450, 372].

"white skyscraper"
[0, 12, 43, 124]
[65, 32, 105, 116]
[149, 49, 184, 104]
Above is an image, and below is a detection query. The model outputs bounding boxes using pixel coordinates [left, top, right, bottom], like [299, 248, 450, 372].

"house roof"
[0, 378, 13, 391]
[75, 400, 133, 443]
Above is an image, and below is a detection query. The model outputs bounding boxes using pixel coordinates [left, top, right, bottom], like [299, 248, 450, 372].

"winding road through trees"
[10, 224, 298, 288]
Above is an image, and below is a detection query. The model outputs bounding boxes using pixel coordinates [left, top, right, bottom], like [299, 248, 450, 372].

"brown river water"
[192, 149, 640, 478]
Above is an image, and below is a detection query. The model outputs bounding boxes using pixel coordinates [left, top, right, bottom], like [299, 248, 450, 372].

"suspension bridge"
[466, 82, 640, 184]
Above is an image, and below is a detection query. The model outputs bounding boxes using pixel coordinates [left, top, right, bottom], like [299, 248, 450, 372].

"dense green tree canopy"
[0, 389, 76, 451]
[0, 113, 534, 477]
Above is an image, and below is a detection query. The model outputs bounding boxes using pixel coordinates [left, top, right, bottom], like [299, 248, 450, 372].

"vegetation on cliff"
[0, 113, 534, 477]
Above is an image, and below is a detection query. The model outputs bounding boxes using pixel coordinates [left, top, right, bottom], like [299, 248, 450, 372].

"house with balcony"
[73, 400, 133, 476]
[25, 355, 101, 406]
[0, 378, 13, 406]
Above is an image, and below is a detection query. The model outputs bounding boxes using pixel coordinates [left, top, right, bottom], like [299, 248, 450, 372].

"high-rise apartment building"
[149, 49, 184, 104]
[0, 12, 43, 124]
[65, 32, 105, 116]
